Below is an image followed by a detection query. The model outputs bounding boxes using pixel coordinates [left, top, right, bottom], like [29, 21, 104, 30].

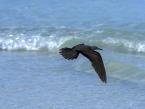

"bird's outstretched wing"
[91, 51, 107, 83]
[59, 48, 79, 60]
[81, 50, 107, 83]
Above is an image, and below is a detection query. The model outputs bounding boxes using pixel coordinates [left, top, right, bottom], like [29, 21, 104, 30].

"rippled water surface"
[0, 0, 145, 109]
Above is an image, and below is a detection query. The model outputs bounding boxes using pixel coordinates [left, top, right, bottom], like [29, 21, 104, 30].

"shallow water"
[1, 0, 145, 108]
[0, 52, 145, 109]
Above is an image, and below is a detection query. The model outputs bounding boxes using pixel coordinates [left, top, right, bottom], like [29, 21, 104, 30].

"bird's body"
[59, 44, 107, 83]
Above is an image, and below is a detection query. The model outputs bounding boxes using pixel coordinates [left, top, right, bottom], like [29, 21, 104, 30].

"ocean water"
[0, 0, 145, 109]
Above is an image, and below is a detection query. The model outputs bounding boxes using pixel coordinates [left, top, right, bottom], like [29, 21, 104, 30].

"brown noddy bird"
[59, 44, 107, 83]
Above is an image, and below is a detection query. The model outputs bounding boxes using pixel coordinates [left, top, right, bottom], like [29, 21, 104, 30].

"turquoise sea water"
[0, 0, 145, 109]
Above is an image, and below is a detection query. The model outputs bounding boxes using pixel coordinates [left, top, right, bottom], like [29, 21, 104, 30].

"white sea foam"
[1, 35, 145, 54]
[0, 27, 145, 55]
[102, 37, 145, 53]
[0, 34, 77, 52]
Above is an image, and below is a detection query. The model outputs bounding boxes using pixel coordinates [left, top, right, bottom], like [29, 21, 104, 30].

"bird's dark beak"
[91, 46, 103, 50]
[96, 47, 103, 50]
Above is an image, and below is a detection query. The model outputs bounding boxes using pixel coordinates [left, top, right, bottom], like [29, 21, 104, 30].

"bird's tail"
[59, 48, 79, 60]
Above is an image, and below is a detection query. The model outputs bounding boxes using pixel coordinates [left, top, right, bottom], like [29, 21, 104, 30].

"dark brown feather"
[80, 50, 107, 83]
[59, 44, 107, 83]
[59, 48, 79, 60]
[90, 51, 107, 83]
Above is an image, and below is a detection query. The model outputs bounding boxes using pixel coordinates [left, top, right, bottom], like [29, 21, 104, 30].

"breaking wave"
[101, 37, 145, 53]
[1, 27, 145, 83]
[0, 34, 68, 51]
[0, 27, 145, 55]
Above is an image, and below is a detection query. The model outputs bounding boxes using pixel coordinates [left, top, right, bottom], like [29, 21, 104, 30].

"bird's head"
[91, 46, 103, 50]
[96, 46, 103, 50]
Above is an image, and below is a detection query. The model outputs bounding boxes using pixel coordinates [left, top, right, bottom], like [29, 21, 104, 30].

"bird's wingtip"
[104, 81, 107, 84]
[102, 79, 107, 84]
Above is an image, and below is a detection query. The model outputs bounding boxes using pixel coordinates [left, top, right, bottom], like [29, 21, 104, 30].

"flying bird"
[59, 44, 107, 83]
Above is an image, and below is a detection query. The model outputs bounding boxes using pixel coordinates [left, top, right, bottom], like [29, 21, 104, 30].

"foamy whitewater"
[0, 0, 145, 109]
